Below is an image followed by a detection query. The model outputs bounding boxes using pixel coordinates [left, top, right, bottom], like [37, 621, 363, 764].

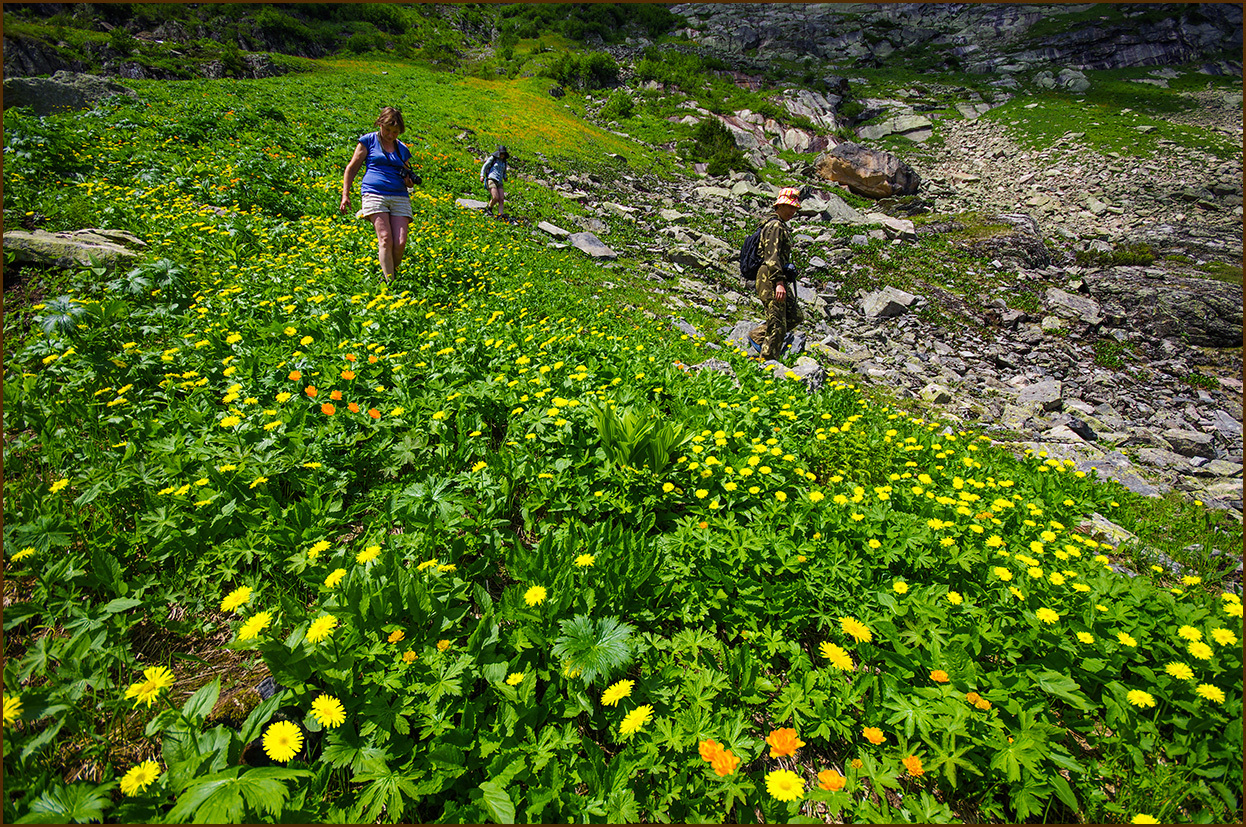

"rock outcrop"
[815, 143, 921, 199]
[668, 4, 1243, 74]
[3, 71, 138, 115]
[5, 228, 147, 268]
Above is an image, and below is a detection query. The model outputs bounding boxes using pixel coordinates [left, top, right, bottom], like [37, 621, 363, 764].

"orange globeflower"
[862, 726, 885, 745]
[341, 369, 356, 380]
[288, 370, 302, 381]
[766, 727, 805, 757]
[344, 354, 357, 363]
[930, 669, 950, 683]
[321, 403, 336, 416]
[711, 749, 740, 777]
[367, 408, 381, 420]
[818, 769, 846, 791]
[329, 390, 342, 401]
[965, 691, 981, 704]
[368, 354, 378, 364]
[305, 385, 318, 397]
[348, 402, 360, 413]
[698, 739, 723, 763]
[902, 755, 925, 777]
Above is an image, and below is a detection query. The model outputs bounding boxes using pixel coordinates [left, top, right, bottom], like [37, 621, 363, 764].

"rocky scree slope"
[501, 64, 1243, 520]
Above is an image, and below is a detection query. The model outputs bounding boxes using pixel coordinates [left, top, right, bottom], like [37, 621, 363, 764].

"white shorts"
[357, 192, 412, 219]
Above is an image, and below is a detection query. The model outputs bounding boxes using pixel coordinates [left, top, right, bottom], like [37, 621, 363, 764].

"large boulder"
[5, 228, 146, 268]
[3, 70, 137, 115]
[952, 213, 1052, 269]
[814, 142, 920, 199]
[1082, 269, 1242, 348]
[3, 36, 83, 78]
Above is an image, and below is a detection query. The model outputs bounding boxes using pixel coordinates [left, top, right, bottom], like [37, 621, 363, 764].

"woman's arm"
[339, 142, 368, 212]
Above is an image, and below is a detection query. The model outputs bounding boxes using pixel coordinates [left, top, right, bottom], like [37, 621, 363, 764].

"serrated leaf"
[479, 780, 516, 824]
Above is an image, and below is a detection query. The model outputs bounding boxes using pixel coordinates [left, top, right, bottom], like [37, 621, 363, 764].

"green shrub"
[598, 89, 634, 122]
[541, 50, 618, 91]
[689, 117, 752, 176]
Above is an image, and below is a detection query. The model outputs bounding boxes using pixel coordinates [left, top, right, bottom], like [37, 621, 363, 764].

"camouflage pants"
[749, 291, 803, 360]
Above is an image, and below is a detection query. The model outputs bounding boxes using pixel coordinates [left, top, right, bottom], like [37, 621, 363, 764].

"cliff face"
[668, 3, 1243, 74]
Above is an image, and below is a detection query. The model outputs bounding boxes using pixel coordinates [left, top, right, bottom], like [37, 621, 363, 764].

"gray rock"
[568, 232, 617, 259]
[1200, 479, 1245, 504]
[1078, 512, 1137, 547]
[537, 221, 570, 238]
[1162, 429, 1217, 459]
[920, 383, 953, 404]
[1016, 380, 1063, 412]
[857, 114, 934, 142]
[1136, 447, 1192, 468]
[774, 356, 826, 392]
[864, 213, 917, 241]
[5, 228, 146, 268]
[1192, 459, 1243, 478]
[3, 70, 137, 116]
[674, 319, 700, 338]
[1045, 287, 1103, 323]
[456, 198, 490, 211]
[861, 285, 920, 319]
[695, 186, 735, 200]
[685, 359, 739, 386]
[1082, 267, 1242, 348]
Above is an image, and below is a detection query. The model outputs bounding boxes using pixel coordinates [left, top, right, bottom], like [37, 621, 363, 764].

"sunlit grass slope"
[2, 57, 1241, 825]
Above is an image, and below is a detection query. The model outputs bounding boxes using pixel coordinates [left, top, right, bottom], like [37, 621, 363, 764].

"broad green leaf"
[479, 780, 516, 824]
[180, 678, 220, 726]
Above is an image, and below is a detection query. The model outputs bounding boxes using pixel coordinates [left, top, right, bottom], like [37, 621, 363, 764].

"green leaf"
[238, 688, 284, 745]
[1049, 772, 1079, 814]
[181, 678, 221, 726]
[479, 780, 516, 824]
[1030, 669, 1093, 711]
[15, 781, 116, 824]
[101, 597, 143, 614]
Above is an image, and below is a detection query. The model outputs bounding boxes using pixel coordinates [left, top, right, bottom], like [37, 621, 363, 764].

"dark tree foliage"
[499, 3, 678, 43]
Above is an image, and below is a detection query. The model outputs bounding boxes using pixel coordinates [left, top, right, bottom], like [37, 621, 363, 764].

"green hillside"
[3, 55, 1242, 826]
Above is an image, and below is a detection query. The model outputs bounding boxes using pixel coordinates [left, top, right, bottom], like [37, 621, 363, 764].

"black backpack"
[739, 225, 764, 284]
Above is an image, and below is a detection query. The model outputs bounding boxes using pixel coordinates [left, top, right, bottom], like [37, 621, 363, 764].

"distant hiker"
[480, 145, 510, 219]
[339, 106, 421, 281]
[748, 187, 805, 361]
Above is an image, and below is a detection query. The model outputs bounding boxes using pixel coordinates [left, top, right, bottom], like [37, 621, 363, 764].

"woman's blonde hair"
[374, 106, 405, 133]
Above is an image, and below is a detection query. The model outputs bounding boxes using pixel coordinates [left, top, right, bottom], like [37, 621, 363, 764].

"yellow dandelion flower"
[601, 679, 634, 706]
[262, 720, 303, 762]
[305, 615, 338, 644]
[124, 665, 175, 708]
[119, 760, 161, 796]
[840, 616, 872, 643]
[820, 641, 853, 670]
[310, 695, 346, 728]
[619, 704, 654, 736]
[220, 586, 254, 613]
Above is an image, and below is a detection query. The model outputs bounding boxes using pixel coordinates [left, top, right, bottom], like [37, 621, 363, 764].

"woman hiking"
[339, 106, 421, 281]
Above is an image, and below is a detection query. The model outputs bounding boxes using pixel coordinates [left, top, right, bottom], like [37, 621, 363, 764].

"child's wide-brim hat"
[775, 187, 802, 208]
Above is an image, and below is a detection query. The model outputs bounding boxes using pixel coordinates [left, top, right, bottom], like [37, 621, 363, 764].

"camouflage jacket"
[755, 212, 792, 301]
